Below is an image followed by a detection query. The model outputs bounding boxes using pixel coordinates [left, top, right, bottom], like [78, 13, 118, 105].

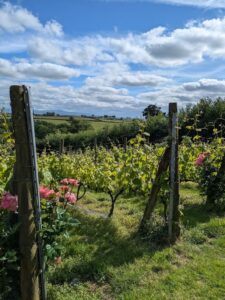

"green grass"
[34, 116, 69, 125]
[47, 183, 225, 300]
[34, 116, 129, 131]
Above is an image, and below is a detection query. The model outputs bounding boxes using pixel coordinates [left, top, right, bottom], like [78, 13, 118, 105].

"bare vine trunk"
[108, 189, 124, 217]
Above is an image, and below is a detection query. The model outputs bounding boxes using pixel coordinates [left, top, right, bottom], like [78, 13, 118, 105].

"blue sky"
[1, 0, 225, 116]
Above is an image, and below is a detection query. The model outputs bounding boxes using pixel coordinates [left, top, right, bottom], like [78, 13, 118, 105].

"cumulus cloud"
[2, 78, 225, 116]
[29, 82, 136, 112]
[27, 37, 114, 66]
[85, 63, 171, 87]
[0, 58, 79, 80]
[27, 79, 225, 113]
[139, 78, 225, 110]
[0, 2, 63, 36]
[2, 3, 225, 70]
[183, 78, 225, 93]
[20, 17, 225, 69]
[1, 2, 225, 116]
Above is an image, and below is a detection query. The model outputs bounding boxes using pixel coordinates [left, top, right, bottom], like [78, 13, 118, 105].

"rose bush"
[39, 179, 79, 264]
[195, 140, 225, 211]
[0, 192, 19, 299]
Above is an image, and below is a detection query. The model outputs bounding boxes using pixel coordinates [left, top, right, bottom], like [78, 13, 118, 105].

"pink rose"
[195, 152, 210, 166]
[45, 189, 55, 199]
[60, 185, 69, 192]
[0, 192, 18, 212]
[65, 192, 77, 204]
[60, 178, 69, 185]
[68, 179, 79, 186]
[39, 186, 55, 199]
[40, 186, 49, 198]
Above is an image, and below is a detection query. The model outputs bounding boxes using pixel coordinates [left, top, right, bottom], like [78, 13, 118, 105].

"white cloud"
[183, 78, 225, 93]
[138, 78, 225, 110]
[29, 82, 136, 112]
[99, 0, 225, 8]
[0, 2, 41, 33]
[0, 2, 63, 36]
[1, 2, 225, 116]
[27, 37, 114, 66]
[152, 0, 225, 8]
[0, 58, 79, 80]
[2, 2, 225, 70]
[21, 17, 225, 69]
[2, 77, 225, 116]
[85, 62, 171, 87]
[44, 20, 63, 37]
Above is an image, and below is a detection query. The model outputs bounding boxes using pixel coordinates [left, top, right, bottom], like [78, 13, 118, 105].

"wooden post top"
[169, 103, 177, 114]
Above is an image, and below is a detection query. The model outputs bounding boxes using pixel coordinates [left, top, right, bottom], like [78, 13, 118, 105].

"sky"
[1, 1, 225, 116]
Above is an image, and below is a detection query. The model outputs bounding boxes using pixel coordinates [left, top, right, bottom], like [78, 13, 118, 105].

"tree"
[179, 97, 225, 139]
[68, 118, 92, 133]
[142, 104, 161, 119]
[145, 113, 168, 142]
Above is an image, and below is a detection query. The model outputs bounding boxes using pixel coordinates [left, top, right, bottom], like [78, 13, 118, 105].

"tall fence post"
[10, 85, 45, 300]
[68, 145, 73, 154]
[168, 103, 180, 244]
[123, 137, 127, 152]
[60, 139, 65, 154]
[94, 137, 97, 165]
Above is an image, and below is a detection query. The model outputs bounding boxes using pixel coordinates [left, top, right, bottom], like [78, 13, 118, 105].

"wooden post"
[123, 137, 127, 153]
[59, 139, 65, 154]
[68, 145, 73, 154]
[139, 147, 170, 232]
[94, 137, 97, 165]
[168, 103, 180, 244]
[10, 86, 41, 300]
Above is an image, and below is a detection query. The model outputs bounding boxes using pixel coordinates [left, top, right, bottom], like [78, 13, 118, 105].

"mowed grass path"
[48, 183, 225, 300]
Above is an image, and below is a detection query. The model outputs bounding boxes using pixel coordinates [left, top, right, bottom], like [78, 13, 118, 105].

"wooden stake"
[139, 146, 170, 232]
[60, 139, 65, 154]
[10, 86, 40, 300]
[168, 103, 180, 244]
[123, 137, 127, 153]
[94, 137, 97, 165]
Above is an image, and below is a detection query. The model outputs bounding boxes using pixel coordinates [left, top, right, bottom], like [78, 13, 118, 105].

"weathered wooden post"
[68, 145, 73, 154]
[139, 146, 170, 232]
[94, 137, 97, 165]
[168, 103, 180, 244]
[59, 138, 65, 154]
[10, 85, 45, 300]
[123, 137, 127, 153]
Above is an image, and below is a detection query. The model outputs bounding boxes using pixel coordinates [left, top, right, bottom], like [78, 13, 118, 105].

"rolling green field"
[34, 115, 131, 131]
[47, 183, 225, 300]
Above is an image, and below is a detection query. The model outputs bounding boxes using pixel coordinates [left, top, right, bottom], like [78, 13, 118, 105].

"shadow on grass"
[117, 195, 147, 212]
[182, 202, 211, 227]
[48, 210, 164, 285]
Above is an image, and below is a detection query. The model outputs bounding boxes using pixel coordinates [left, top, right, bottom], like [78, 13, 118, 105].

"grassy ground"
[47, 183, 225, 300]
[34, 116, 128, 131]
